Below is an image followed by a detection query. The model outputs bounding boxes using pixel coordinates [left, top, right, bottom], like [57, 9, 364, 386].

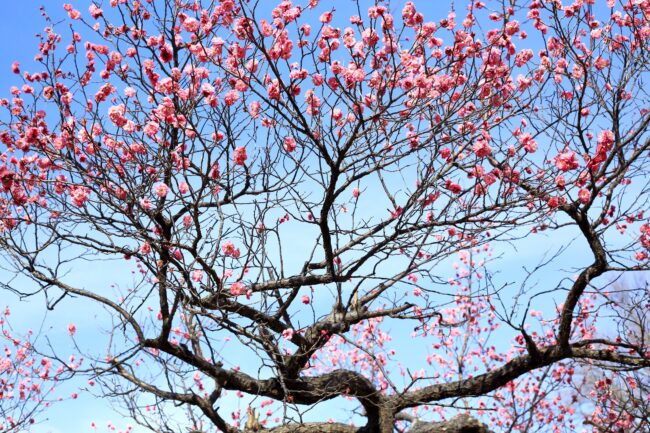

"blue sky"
[0, 1, 635, 432]
[0, 3, 96, 432]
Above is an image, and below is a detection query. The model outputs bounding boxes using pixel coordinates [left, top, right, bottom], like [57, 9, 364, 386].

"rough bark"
[238, 414, 492, 433]
[406, 415, 492, 433]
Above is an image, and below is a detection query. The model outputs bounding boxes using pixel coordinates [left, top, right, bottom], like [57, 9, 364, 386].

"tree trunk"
[407, 414, 492, 433]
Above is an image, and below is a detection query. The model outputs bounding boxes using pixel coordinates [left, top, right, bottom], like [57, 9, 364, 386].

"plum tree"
[0, 309, 75, 432]
[1, 0, 650, 432]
